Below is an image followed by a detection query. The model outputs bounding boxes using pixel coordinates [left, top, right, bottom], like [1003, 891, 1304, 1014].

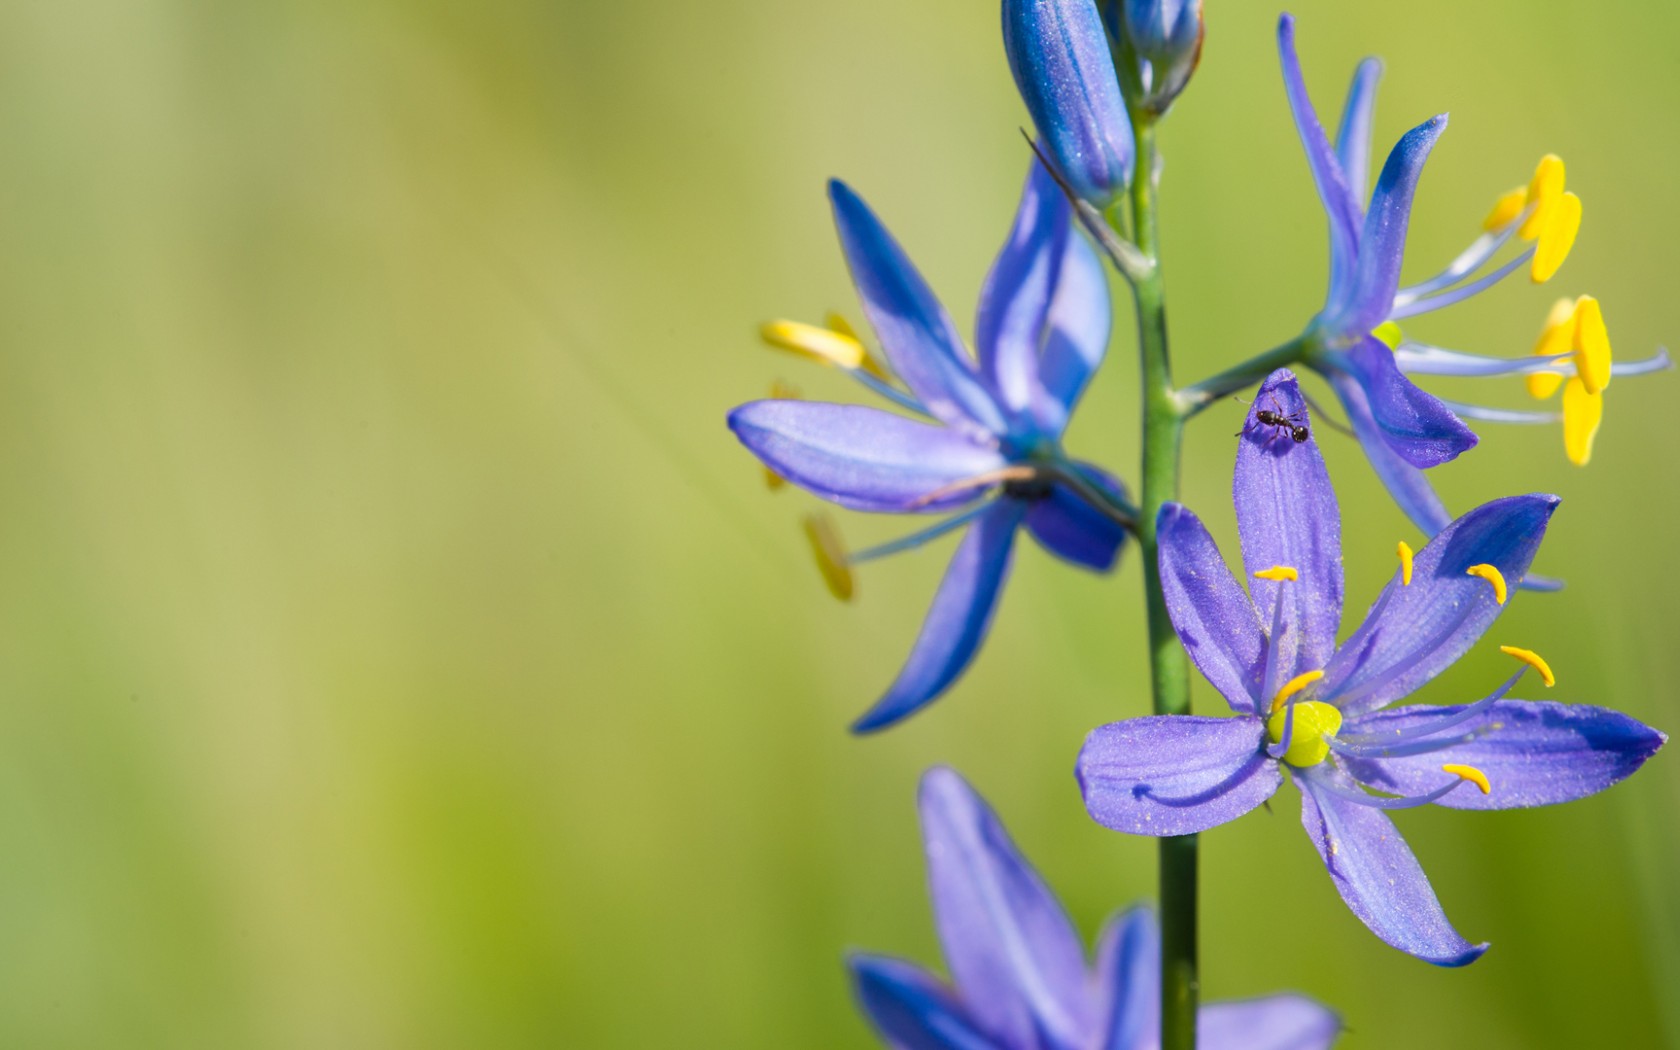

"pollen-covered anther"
[1499, 645, 1556, 687]
[1562, 377, 1603, 466]
[1442, 763, 1492, 795]
[1572, 296, 1613, 395]
[1269, 669, 1325, 714]
[1482, 185, 1527, 232]
[1527, 297, 1579, 400]
[824, 312, 892, 379]
[1397, 541, 1414, 585]
[1465, 563, 1508, 605]
[761, 319, 868, 371]
[1518, 154, 1567, 241]
[1531, 191, 1581, 283]
[802, 512, 855, 602]
[1253, 565, 1299, 582]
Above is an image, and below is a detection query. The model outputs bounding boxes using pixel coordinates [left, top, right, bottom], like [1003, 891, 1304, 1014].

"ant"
[1235, 394, 1310, 444]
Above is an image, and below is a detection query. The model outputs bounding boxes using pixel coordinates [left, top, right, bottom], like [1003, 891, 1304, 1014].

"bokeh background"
[0, 0, 1672, 1045]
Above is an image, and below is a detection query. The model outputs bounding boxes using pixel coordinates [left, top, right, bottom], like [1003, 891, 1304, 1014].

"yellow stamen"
[1572, 295, 1612, 395]
[1465, 563, 1508, 605]
[1530, 191, 1581, 283]
[1397, 541, 1415, 586]
[1482, 185, 1528, 232]
[1372, 321, 1404, 350]
[1442, 763, 1492, 795]
[826, 312, 893, 379]
[1253, 565, 1299, 582]
[802, 513, 854, 602]
[1269, 669, 1326, 714]
[762, 319, 867, 370]
[1266, 700, 1343, 767]
[1561, 376, 1603, 466]
[1499, 645, 1556, 687]
[1526, 297, 1578, 400]
[1518, 154, 1566, 241]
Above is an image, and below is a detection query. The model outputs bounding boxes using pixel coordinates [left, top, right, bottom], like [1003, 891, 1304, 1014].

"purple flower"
[850, 766, 1342, 1050]
[729, 163, 1129, 733]
[1076, 370, 1665, 966]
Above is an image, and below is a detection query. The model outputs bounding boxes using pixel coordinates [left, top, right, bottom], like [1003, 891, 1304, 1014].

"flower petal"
[1078, 716, 1281, 836]
[1199, 995, 1343, 1050]
[1320, 493, 1560, 717]
[1324, 370, 1452, 534]
[1026, 463, 1127, 572]
[1094, 907, 1158, 1050]
[728, 400, 1005, 513]
[1296, 765, 1487, 966]
[976, 160, 1071, 421]
[847, 954, 1003, 1050]
[1333, 57, 1383, 208]
[1032, 232, 1111, 436]
[1331, 336, 1478, 469]
[830, 180, 1010, 436]
[853, 502, 1028, 732]
[1340, 700, 1667, 810]
[1276, 14, 1361, 310]
[1158, 503, 1266, 713]
[918, 767, 1093, 1050]
[1235, 369, 1344, 679]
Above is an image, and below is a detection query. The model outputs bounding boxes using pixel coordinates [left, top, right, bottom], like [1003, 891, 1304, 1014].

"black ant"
[1235, 394, 1310, 444]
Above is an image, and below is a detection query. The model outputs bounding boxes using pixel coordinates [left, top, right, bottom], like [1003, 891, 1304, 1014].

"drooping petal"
[1340, 700, 1666, 810]
[1025, 464, 1128, 572]
[848, 954, 1002, 1050]
[1295, 765, 1488, 966]
[1276, 14, 1361, 309]
[728, 400, 1006, 513]
[1320, 493, 1560, 717]
[918, 767, 1093, 1050]
[853, 502, 1028, 732]
[1093, 907, 1159, 1050]
[976, 160, 1071, 419]
[1235, 369, 1344, 678]
[1324, 370, 1452, 534]
[1157, 503, 1266, 713]
[1330, 336, 1478, 468]
[1078, 716, 1281, 836]
[1199, 995, 1343, 1050]
[830, 180, 1010, 436]
[1032, 232, 1111, 436]
[1333, 58, 1382, 209]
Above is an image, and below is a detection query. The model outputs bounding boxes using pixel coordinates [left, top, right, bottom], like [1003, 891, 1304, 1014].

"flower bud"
[1111, 0, 1203, 115]
[1003, 0, 1134, 207]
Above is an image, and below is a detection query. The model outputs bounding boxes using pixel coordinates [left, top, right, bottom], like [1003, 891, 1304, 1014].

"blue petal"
[1333, 58, 1382, 209]
[976, 160, 1071, 422]
[728, 400, 1005, 513]
[1032, 232, 1111, 437]
[918, 767, 1094, 1050]
[1276, 14, 1361, 309]
[1199, 995, 1343, 1050]
[1341, 701, 1667, 810]
[1329, 336, 1478, 468]
[1324, 369, 1452, 534]
[853, 502, 1028, 732]
[830, 181, 1010, 436]
[1320, 493, 1560, 717]
[1093, 907, 1158, 1050]
[848, 954, 1002, 1050]
[1078, 715, 1281, 836]
[1025, 463, 1127, 572]
[1157, 503, 1266, 713]
[1234, 370, 1344, 681]
[1295, 764, 1488, 966]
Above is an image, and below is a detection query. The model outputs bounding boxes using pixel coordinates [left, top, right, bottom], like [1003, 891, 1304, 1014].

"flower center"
[1267, 700, 1342, 767]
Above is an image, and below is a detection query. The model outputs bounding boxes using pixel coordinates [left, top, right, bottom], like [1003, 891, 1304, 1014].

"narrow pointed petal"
[853, 503, 1028, 732]
[1276, 14, 1361, 306]
[1235, 369, 1344, 675]
[1332, 337, 1478, 468]
[976, 160, 1071, 418]
[830, 181, 1010, 435]
[1341, 701, 1666, 810]
[1078, 716, 1281, 836]
[1324, 370, 1452, 534]
[1094, 907, 1159, 1050]
[1296, 765, 1487, 966]
[728, 400, 1005, 513]
[1026, 465, 1128, 572]
[1157, 503, 1266, 713]
[1199, 995, 1343, 1050]
[1320, 494, 1560, 716]
[1334, 58, 1383, 208]
[918, 767, 1092, 1050]
[1032, 232, 1111, 436]
[848, 954, 1002, 1050]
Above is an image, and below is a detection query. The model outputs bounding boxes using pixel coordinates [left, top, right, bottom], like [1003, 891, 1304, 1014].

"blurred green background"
[0, 0, 1672, 1045]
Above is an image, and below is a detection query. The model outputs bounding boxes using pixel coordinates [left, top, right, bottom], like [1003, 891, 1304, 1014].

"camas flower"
[1076, 370, 1665, 965]
[850, 766, 1342, 1050]
[1275, 13, 1670, 536]
[729, 162, 1129, 733]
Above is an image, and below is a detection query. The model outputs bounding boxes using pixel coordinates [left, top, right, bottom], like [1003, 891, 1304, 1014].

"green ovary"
[1266, 700, 1344, 767]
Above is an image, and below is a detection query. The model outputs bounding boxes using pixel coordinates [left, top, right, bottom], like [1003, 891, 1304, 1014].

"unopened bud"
[1111, 0, 1204, 115]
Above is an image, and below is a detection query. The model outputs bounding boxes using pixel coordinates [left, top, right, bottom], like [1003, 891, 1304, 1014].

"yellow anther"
[1269, 669, 1326, 714]
[1482, 185, 1528, 232]
[1531, 191, 1581, 284]
[1572, 295, 1612, 395]
[1253, 565, 1299, 582]
[1519, 154, 1566, 241]
[802, 513, 854, 602]
[1499, 645, 1556, 687]
[1526, 297, 1579, 400]
[824, 312, 892, 379]
[1397, 540, 1415, 586]
[1561, 376, 1603, 466]
[1442, 763, 1492, 795]
[1266, 700, 1343, 767]
[1372, 321, 1404, 350]
[1465, 563, 1508, 606]
[761, 319, 868, 371]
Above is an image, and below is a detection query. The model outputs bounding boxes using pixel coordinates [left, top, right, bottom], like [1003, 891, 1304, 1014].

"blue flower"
[1075, 370, 1666, 965]
[729, 162, 1129, 733]
[850, 766, 1343, 1050]
[1107, 0, 1204, 114]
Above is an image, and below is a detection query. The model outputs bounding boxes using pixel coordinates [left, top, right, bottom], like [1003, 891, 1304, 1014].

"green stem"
[1124, 120, 1198, 1050]
[1175, 335, 1312, 417]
